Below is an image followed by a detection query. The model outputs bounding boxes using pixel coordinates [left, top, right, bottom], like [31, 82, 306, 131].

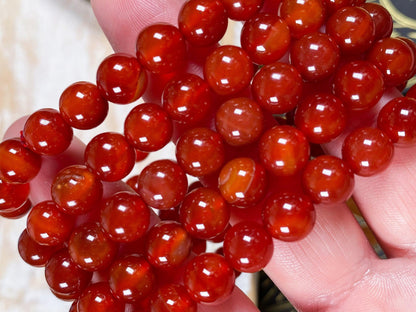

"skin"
[5, 0, 416, 310]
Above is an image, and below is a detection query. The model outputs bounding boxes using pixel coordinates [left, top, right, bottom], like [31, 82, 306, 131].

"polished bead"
[0, 199, 31, 219]
[361, 2, 393, 41]
[322, 0, 352, 15]
[0, 178, 29, 211]
[221, 0, 263, 20]
[18, 229, 59, 267]
[77, 282, 125, 312]
[150, 284, 197, 312]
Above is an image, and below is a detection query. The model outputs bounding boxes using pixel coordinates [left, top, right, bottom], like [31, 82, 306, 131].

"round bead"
[18, 229, 59, 267]
[150, 284, 197, 312]
[360, 2, 393, 41]
[221, 0, 263, 21]
[0, 178, 29, 211]
[0, 199, 32, 219]
[77, 282, 124, 312]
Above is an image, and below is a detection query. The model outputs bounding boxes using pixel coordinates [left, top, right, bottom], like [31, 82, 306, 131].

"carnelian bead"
[18, 229, 59, 267]
[150, 284, 197, 312]
[85, 132, 136, 182]
[176, 127, 225, 177]
[259, 125, 310, 176]
[124, 103, 173, 152]
[342, 127, 394, 176]
[178, 0, 228, 46]
[326, 6, 375, 55]
[138, 159, 188, 210]
[302, 155, 354, 204]
[69, 301, 78, 312]
[183, 252, 235, 303]
[251, 62, 303, 114]
[294, 93, 347, 144]
[279, 0, 326, 39]
[204, 45, 254, 96]
[240, 13, 291, 65]
[218, 157, 267, 207]
[221, 0, 263, 20]
[109, 254, 156, 303]
[135, 149, 149, 162]
[45, 249, 92, 300]
[322, 0, 351, 15]
[96, 53, 147, 104]
[59, 81, 109, 129]
[290, 32, 340, 82]
[377, 96, 416, 145]
[360, 3, 393, 41]
[262, 192, 315, 241]
[145, 221, 192, 270]
[136, 23, 187, 74]
[407, 84, 416, 99]
[68, 222, 118, 271]
[179, 187, 230, 239]
[333, 60, 384, 111]
[399, 37, 416, 79]
[0, 199, 32, 219]
[26, 200, 74, 246]
[158, 206, 180, 222]
[77, 282, 125, 312]
[223, 221, 273, 273]
[192, 237, 207, 255]
[22, 108, 73, 156]
[100, 191, 150, 243]
[0, 178, 29, 211]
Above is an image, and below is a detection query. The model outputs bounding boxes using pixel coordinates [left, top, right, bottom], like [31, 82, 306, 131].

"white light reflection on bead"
[196, 224, 205, 230]
[234, 108, 243, 115]
[162, 234, 171, 241]
[75, 114, 84, 120]
[157, 172, 166, 178]
[115, 228, 125, 234]
[76, 91, 85, 99]
[352, 72, 363, 80]
[202, 268, 211, 276]
[278, 138, 287, 144]
[153, 56, 162, 63]
[59, 282, 69, 289]
[153, 32, 163, 40]
[316, 104, 325, 111]
[84, 257, 93, 264]
[114, 64, 123, 71]
[280, 226, 290, 233]
[363, 139, 372, 146]
[320, 191, 329, 198]
[221, 78, 229, 85]
[192, 162, 201, 168]
[235, 192, 245, 198]
[193, 139, 203, 146]
[283, 203, 292, 210]
[398, 131, 406, 137]
[243, 235, 252, 242]
[360, 161, 369, 167]
[39, 141, 48, 147]
[259, 23, 268, 30]
[272, 73, 282, 80]
[400, 109, 409, 116]
[346, 16, 356, 23]
[256, 46, 266, 52]
[385, 49, 394, 55]
[240, 258, 249, 264]
[275, 160, 284, 167]
[310, 44, 319, 51]
[167, 299, 175, 306]
[9, 148, 17, 155]
[101, 166, 111, 173]
[159, 256, 168, 263]
[238, 170, 247, 177]
[113, 87, 122, 94]
[86, 235, 95, 242]
[103, 143, 112, 150]
[322, 169, 332, 176]
[153, 194, 163, 200]
[40, 233, 49, 239]
[232, 130, 240, 137]
[313, 126, 322, 133]
[126, 267, 135, 274]
[307, 66, 316, 72]
[40, 119, 50, 126]
[196, 4, 206, 12]
[123, 289, 133, 296]
[198, 201, 207, 208]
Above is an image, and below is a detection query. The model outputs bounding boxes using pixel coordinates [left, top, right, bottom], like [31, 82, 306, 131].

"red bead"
[360, 3, 393, 41]
[280, 0, 326, 39]
[302, 155, 354, 204]
[100, 191, 150, 243]
[178, 0, 228, 46]
[322, 0, 351, 16]
[183, 252, 235, 303]
[135, 149, 149, 162]
[333, 60, 385, 111]
[259, 125, 310, 176]
[59, 81, 109, 129]
[251, 62, 303, 114]
[176, 127, 225, 177]
[145, 221, 192, 269]
[294, 93, 347, 144]
[151, 284, 197, 312]
[0, 178, 29, 211]
[69, 301, 78, 312]
[18, 229, 59, 267]
[136, 24, 187, 74]
[68, 222, 118, 271]
[407, 84, 416, 99]
[377, 96, 416, 145]
[179, 187, 230, 239]
[399, 37, 416, 79]
[290, 32, 340, 82]
[0, 199, 32, 219]
[26, 200, 74, 246]
[342, 127, 394, 176]
[45, 249, 92, 300]
[124, 103, 173, 152]
[51, 165, 103, 215]
[223, 221, 273, 272]
[262, 192, 315, 241]
[85, 132, 136, 182]
[77, 282, 125, 312]
[326, 6, 375, 55]
[96, 53, 147, 104]
[221, 0, 263, 20]
[240, 13, 291, 65]
[138, 160, 188, 210]
[204, 45, 254, 96]
[109, 254, 156, 303]
[22, 108, 73, 156]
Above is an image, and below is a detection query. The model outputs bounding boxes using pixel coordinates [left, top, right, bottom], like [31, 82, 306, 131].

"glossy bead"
[162, 73, 212, 125]
[333, 60, 385, 111]
[183, 252, 235, 303]
[322, 0, 351, 15]
[59, 81, 109, 129]
[69, 300, 78, 312]
[262, 192, 315, 241]
[178, 0, 228, 46]
[45, 249, 92, 300]
[342, 127, 394, 176]
[251, 62, 303, 114]
[399, 37, 416, 79]
[176, 127, 225, 177]
[137, 23, 187, 74]
[204, 45, 254, 96]
[85, 132, 136, 182]
[26, 200, 74, 246]
[135, 149, 149, 162]
[221, 0, 263, 20]
[109, 254, 156, 303]
[259, 125, 310, 176]
[51, 165, 103, 215]
[280, 0, 326, 39]
[223, 221, 273, 273]
[145, 221, 192, 269]
[0, 178, 29, 211]
[77, 282, 124, 312]
[22, 108, 73, 156]
[96, 53, 147, 104]
[294, 93, 347, 144]
[326, 6, 375, 55]
[150, 284, 197, 312]
[68, 222, 118, 271]
[179, 187, 230, 239]
[377, 96, 416, 145]
[360, 3, 393, 41]
[290, 32, 340, 82]
[302, 155, 354, 204]
[138, 160, 188, 210]
[0, 199, 32, 219]
[240, 13, 291, 65]
[18, 229, 59, 267]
